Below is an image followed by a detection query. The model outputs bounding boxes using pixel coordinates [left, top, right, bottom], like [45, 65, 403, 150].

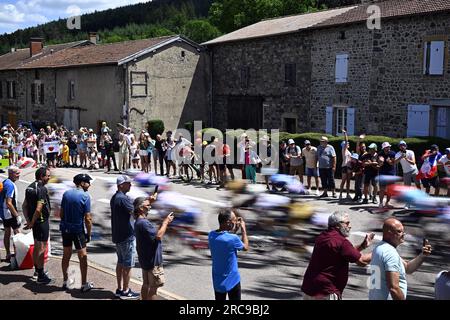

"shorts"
[422, 177, 438, 189]
[2, 217, 21, 230]
[364, 173, 378, 186]
[115, 238, 136, 268]
[142, 265, 165, 287]
[62, 232, 87, 250]
[69, 149, 78, 157]
[341, 166, 351, 174]
[32, 221, 50, 242]
[403, 169, 418, 186]
[289, 165, 303, 176]
[139, 150, 148, 157]
[219, 163, 233, 171]
[306, 167, 318, 177]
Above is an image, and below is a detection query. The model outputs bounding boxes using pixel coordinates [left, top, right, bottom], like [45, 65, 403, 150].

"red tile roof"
[17, 36, 177, 69]
[204, 0, 450, 45]
[0, 41, 89, 71]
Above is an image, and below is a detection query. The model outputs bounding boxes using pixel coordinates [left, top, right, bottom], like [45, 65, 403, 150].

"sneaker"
[319, 192, 328, 198]
[362, 198, 369, 204]
[346, 194, 352, 200]
[115, 289, 123, 298]
[80, 282, 94, 293]
[32, 272, 38, 281]
[120, 289, 140, 300]
[315, 190, 320, 196]
[372, 198, 378, 204]
[62, 278, 75, 290]
[356, 198, 364, 204]
[37, 273, 53, 285]
[331, 193, 337, 198]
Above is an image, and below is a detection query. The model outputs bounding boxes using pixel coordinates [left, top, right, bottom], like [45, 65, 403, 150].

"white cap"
[382, 142, 391, 149]
[288, 139, 295, 144]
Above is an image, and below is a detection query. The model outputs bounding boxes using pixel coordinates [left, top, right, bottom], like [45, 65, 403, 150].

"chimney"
[29, 37, 44, 57]
[89, 32, 97, 45]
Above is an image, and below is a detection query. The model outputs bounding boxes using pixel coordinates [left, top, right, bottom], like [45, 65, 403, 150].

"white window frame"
[7, 80, 16, 99]
[130, 71, 148, 97]
[335, 107, 347, 135]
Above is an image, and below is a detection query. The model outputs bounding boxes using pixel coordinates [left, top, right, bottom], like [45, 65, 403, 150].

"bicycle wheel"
[180, 165, 193, 182]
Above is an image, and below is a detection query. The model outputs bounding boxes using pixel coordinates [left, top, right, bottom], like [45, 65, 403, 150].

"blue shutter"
[429, 41, 445, 75]
[407, 105, 430, 137]
[326, 106, 333, 134]
[346, 107, 355, 135]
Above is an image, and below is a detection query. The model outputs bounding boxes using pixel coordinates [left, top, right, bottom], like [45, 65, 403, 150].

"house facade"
[0, 35, 210, 134]
[204, 0, 450, 139]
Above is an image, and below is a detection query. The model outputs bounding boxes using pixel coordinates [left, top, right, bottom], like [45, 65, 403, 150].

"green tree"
[182, 19, 221, 43]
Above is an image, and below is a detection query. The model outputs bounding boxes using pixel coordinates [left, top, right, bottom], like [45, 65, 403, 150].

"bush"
[146, 120, 165, 138]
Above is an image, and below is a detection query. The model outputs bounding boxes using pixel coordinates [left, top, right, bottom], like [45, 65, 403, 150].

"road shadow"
[22, 281, 65, 294]
[244, 278, 302, 300]
[68, 287, 115, 300]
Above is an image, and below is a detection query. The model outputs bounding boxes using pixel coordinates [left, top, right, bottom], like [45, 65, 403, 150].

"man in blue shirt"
[110, 175, 139, 299]
[208, 209, 249, 300]
[0, 166, 22, 263]
[369, 218, 432, 300]
[60, 173, 93, 292]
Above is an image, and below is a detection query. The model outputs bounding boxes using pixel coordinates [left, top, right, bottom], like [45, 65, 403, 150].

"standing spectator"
[286, 139, 303, 183]
[68, 132, 78, 167]
[118, 133, 130, 173]
[302, 140, 320, 195]
[301, 211, 373, 300]
[244, 143, 259, 184]
[377, 142, 396, 208]
[279, 141, 289, 175]
[110, 175, 139, 299]
[361, 143, 379, 204]
[147, 134, 155, 173]
[139, 132, 149, 173]
[0, 166, 22, 262]
[394, 140, 420, 208]
[208, 209, 249, 300]
[78, 128, 88, 168]
[103, 131, 118, 172]
[318, 136, 337, 198]
[23, 166, 52, 284]
[350, 153, 364, 203]
[437, 148, 450, 196]
[61, 140, 70, 168]
[60, 174, 94, 292]
[338, 130, 352, 201]
[165, 133, 176, 178]
[130, 137, 140, 170]
[133, 197, 174, 300]
[259, 135, 272, 190]
[368, 218, 432, 300]
[418, 144, 442, 195]
[154, 134, 165, 175]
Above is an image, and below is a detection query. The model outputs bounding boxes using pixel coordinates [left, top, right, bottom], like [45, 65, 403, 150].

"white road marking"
[183, 195, 226, 207]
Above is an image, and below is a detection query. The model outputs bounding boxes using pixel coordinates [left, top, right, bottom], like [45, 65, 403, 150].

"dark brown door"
[227, 96, 263, 130]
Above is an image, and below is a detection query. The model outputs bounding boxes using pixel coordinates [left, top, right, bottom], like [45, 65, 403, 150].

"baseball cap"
[117, 175, 132, 185]
[88, 128, 93, 132]
[288, 139, 295, 145]
[398, 140, 407, 146]
[351, 153, 359, 160]
[320, 136, 328, 142]
[445, 147, 450, 154]
[304, 140, 311, 145]
[381, 142, 391, 149]
[73, 174, 92, 185]
[368, 143, 378, 150]
[430, 144, 439, 150]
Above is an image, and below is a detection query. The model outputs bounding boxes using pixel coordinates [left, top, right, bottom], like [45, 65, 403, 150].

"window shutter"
[12, 81, 16, 98]
[335, 54, 348, 83]
[346, 107, 355, 135]
[429, 41, 445, 75]
[40, 83, 44, 104]
[407, 104, 430, 137]
[326, 106, 333, 134]
[31, 83, 36, 103]
[423, 42, 430, 75]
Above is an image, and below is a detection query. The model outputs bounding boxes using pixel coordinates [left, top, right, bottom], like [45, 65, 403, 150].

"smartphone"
[153, 185, 159, 195]
[423, 238, 428, 246]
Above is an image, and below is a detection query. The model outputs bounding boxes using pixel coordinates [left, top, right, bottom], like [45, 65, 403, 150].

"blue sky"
[0, 0, 150, 34]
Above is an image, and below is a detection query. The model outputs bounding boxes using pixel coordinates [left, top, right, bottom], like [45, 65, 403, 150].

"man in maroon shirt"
[301, 211, 374, 300]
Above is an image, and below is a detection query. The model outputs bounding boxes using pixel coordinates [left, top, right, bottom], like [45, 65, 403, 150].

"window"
[130, 71, 148, 97]
[336, 108, 347, 134]
[423, 41, 445, 75]
[68, 80, 75, 100]
[284, 63, 296, 87]
[6, 81, 16, 99]
[32, 82, 44, 104]
[283, 118, 297, 133]
[407, 104, 430, 137]
[181, 50, 185, 58]
[240, 66, 249, 89]
[335, 54, 349, 83]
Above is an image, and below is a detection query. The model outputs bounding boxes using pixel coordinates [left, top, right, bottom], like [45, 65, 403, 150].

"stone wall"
[128, 42, 210, 134]
[210, 33, 311, 132]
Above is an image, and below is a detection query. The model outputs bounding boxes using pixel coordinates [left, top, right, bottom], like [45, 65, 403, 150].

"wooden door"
[227, 96, 263, 130]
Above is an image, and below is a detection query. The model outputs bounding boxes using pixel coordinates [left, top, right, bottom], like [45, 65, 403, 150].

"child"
[62, 140, 70, 168]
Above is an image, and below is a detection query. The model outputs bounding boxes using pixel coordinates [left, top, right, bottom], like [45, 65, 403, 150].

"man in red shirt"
[301, 211, 374, 300]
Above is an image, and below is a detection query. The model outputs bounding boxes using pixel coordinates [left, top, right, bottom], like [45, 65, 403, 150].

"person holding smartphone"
[133, 195, 173, 300]
[208, 209, 249, 300]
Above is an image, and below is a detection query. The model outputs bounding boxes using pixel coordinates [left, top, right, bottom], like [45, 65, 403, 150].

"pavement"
[0, 248, 177, 300]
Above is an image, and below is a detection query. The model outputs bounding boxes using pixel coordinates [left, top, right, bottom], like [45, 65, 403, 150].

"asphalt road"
[1, 167, 448, 300]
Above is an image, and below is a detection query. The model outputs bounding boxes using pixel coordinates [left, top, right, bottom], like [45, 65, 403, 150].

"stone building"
[0, 35, 210, 133]
[204, 0, 450, 139]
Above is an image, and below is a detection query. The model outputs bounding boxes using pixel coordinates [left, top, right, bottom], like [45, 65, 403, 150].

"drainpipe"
[209, 48, 213, 128]
[54, 70, 57, 123]
[123, 64, 129, 127]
